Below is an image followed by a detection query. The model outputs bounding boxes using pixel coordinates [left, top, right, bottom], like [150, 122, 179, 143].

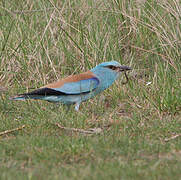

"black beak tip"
[120, 65, 132, 71]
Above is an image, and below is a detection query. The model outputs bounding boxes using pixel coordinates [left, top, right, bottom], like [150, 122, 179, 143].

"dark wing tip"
[10, 88, 67, 100]
[22, 88, 67, 96]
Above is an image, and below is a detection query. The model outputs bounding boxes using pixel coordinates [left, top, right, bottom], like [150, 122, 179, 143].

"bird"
[10, 61, 131, 111]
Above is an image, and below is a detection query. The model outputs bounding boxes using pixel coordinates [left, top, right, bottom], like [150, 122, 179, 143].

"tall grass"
[0, 0, 181, 179]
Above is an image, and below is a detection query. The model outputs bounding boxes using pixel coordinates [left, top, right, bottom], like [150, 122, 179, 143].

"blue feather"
[52, 77, 99, 94]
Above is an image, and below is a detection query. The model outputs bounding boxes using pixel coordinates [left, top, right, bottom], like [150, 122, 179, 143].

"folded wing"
[11, 72, 100, 100]
[51, 77, 99, 95]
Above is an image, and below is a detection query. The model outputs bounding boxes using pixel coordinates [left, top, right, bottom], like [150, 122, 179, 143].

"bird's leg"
[75, 102, 80, 111]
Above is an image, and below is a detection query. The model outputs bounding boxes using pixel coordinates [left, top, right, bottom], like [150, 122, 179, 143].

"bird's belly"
[42, 93, 96, 104]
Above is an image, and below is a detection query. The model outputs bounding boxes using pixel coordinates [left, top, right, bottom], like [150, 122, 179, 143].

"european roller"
[10, 61, 131, 111]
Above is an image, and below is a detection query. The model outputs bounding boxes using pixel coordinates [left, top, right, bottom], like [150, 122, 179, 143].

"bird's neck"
[91, 68, 120, 89]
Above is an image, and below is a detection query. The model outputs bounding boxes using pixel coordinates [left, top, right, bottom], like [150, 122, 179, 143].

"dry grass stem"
[0, 125, 26, 136]
[165, 134, 181, 142]
[55, 123, 103, 135]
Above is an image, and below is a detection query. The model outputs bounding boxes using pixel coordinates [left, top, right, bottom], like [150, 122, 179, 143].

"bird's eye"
[106, 65, 117, 70]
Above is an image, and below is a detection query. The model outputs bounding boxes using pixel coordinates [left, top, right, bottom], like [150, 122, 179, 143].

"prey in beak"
[106, 64, 132, 84]
[118, 65, 132, 84]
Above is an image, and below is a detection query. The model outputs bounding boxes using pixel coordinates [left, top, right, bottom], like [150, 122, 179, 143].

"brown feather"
[44, 71, 96, 89]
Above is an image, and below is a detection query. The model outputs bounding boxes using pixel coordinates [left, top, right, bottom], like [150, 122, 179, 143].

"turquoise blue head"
[91, 60, 131, 82]
[92, 61, 131, 74]
[90, 61, 131, 90]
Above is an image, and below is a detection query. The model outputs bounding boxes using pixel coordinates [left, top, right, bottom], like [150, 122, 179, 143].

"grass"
[0, 0, 181, 179]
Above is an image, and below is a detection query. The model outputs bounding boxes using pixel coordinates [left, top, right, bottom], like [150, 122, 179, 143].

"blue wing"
[10, 75, 100, 101]
[52, 77, 99, 95]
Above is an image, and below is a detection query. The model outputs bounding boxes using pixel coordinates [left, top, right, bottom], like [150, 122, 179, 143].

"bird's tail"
[10, 88, 63, 101]
[9, 94, 31, 100]
[10, 88, 47, 101]
[10, 93, 42, 100]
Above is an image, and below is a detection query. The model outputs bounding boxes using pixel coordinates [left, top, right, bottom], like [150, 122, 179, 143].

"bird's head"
[91, 61, 132, 87]
[95, 61, 132, 73]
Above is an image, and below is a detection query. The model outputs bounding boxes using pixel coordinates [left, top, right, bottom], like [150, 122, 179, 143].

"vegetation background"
[0, 0, 181, 179]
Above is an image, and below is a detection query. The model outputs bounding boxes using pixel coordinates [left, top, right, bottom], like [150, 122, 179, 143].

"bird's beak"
[119, 65, 132, 72]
